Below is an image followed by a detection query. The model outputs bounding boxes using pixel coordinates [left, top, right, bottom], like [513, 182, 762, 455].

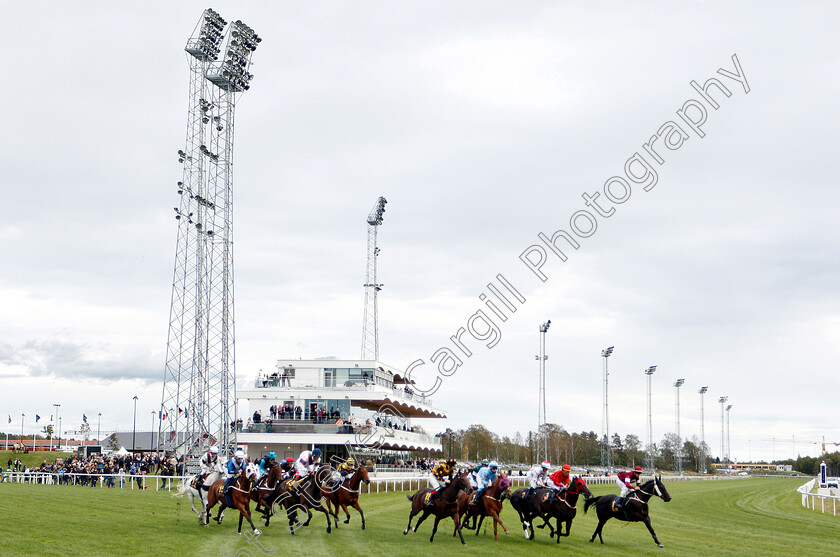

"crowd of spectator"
[3, 452, 183, 488]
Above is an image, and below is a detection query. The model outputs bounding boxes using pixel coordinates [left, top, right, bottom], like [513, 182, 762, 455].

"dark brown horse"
[584, 475, 671, 547]
[404, 470, 470, 544]
[321, 465, 371, 529]
[460, 473, 512, 541]
[273, 466, 334, 534]
[250, 464, 285, 526]
[531, 476, 592, 542]
[205, 462, 261, 535]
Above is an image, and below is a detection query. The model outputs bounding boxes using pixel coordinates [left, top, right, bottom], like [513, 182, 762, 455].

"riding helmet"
[267, 451, 276, 459]
[634, 465, 643, 472]
[312, 448, 322, 457]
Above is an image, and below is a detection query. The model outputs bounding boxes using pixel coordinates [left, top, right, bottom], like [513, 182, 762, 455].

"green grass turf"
[0, 478, 837, 556]
[0, 450, 75, 470]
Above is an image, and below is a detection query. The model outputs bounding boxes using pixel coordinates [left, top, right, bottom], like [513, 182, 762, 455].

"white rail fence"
[797, 479, 840, 516]
[2, 470, 726, 494]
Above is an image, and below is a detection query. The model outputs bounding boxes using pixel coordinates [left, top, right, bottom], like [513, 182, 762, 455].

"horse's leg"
[452, 513, 466, 545]
[341, 501, 351, 524]
[430, 515, 442, 543]
[215, 503, 226, 524]
[413, 509, 431, 532]
[238, 513, 244, 534]
[404, 507, 417, 535]
[240, 504, 261, 536]
[491, 508, 510, 539]
[353, 501, 365, 530]
[561, 518, 572, 537]
[643, 517, 663, 547]
[590, 516, 608, 544]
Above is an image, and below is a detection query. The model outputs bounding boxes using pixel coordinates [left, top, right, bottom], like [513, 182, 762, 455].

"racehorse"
[524, 476, 592, 542]
[174, 461, 225, 523]
[321, 464, 371, 529]
[404, 470, 471, 544]
[584, 475, 671, 547]
[249, 464, 286, 527]
[11, 443, 24, 454]
[205, 463, 261, 535]
[460, 473, 512, 541]
[273, 466, 334, 534]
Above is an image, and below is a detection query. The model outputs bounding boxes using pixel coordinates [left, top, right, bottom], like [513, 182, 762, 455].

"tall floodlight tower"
[600, 346, 614, 472]
[698, 386, 708, 474]
[645, 366, 657, 470]
[726, 404, 733, 465]
[673, 379, 685, 474]
[160, 10, 261, 458]
[536, 320, 551, 462]
[361, 196, 387, 360]
[718, 396, 728, 466]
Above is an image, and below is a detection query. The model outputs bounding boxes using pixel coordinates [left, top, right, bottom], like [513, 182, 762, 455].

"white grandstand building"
[236, 359, 445, 463]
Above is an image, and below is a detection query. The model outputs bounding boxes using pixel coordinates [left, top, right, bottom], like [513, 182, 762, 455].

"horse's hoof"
[658, 544, 664, 548]
[505, 531, 510, 535]
[361, 524, 366, 530]
[344, 519, 350, 524]
[549, 531, 554, 537]
[254, 529, 261, 536]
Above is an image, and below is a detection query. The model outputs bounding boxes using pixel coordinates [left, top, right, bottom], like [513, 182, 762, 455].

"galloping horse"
[404, 470, 471, 544]
[249, 464, 286, 526]
[205, 463, 261, 535]
[460, 473, 512, 541]
[274, 466, 334, 534]
[321, 465, 371, 529]
[584, 475, 671, 547]
[527, 476, 592, 542]
[174, 461, 225, 523]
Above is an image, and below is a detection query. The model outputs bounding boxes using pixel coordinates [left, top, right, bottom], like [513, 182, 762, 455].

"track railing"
[797, 479, 840, 516]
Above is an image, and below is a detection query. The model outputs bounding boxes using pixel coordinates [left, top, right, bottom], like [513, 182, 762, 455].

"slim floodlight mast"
[718, 396, 728, 467]
[161, 9, 260, 459]
[674, 379, 685, 474]
[361, 196, 387, 361]
[726, 404, 733, 466]
[600, 346, 614, 472]
[536, 320, 550, 462]
[645, 366, 657, 470]
[698, 386, 708, 474]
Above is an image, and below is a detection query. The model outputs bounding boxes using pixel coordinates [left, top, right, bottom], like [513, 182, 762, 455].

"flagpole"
[20, 414, 24, 450]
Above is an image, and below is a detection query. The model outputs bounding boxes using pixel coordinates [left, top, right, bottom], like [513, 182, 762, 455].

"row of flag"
[7, 409, 195, 424]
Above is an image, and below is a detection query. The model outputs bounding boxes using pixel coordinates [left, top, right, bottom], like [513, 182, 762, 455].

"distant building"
[237, 359, 445, 462]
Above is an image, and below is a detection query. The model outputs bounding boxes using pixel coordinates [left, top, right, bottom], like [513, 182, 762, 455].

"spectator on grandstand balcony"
[253, 409, 261, 424]
[295, 405, 302, 420]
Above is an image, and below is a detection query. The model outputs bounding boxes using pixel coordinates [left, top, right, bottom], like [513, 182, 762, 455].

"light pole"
[601, 346, 614, 473]
[719, 396, 728, 468]
[726, 404, 733, 467]
[97, 413, 101, 444]
[52, 404, 60, 452]
[150, 411, 155, 453]
[698, 387, 708, 474]
[445, 427, 453, 459]
[674, 379, 685, 474]
[132, 396, 138, 455]
[536, 320, 550, 462]
[645, 366, 657, 470]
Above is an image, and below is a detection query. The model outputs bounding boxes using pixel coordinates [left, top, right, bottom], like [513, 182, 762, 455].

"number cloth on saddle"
[610, 496, 629, 513]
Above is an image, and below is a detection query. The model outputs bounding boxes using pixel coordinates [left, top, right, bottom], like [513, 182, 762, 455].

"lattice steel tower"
[361, 196, 387, 360]
[536, 320, 550, 462]
[645, 365, 657, 470]
[600, 346, 614, 472]
[160, 9, 261, 457]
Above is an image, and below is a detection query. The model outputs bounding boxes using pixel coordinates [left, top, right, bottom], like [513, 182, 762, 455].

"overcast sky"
[1, 1, 838, 463]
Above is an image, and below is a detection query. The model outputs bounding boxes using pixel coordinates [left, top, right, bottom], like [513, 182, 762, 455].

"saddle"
[541, 490, 556, 504]
[422, 491, 434, 506]
[468, 491, 481, 506]
[610, 497, 629, 513]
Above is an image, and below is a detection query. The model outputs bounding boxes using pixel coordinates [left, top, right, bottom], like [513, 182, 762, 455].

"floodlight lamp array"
[367, 197, 388, 225]
[217, 20, 261, 91]
[187, 9, 227, 61]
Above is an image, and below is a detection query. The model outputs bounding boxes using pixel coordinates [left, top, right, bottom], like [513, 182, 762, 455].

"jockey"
[223, 449, 246, 492]
[469, 459, 489, 489]
[295, 447, 322, 478]
[198, 446, 220, 480]
[548, 464, 572, 491]
[616, 465, 643, 497]
[526, 461, 551, 500]
[279, 456, 295, 479]
[428, 458, 457, 505]
[476, 460, 500, 492]
[330, 457, 356, 487]
[258, 451, 277, 479]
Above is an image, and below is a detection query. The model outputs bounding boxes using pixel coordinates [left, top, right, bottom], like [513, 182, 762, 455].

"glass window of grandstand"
[303, 399, 351, 423]
[324, 368, 374, 388]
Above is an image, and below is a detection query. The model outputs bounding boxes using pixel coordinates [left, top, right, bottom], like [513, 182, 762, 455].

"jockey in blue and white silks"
[476, 461, 500, 491]
[295, 448, 322, 478]
[224, 449, 246, 491]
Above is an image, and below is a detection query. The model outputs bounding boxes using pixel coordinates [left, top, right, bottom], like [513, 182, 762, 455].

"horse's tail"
[173, 481, 189, 498]
[406, 493, 415, 501]
[584, 496, 599, 514]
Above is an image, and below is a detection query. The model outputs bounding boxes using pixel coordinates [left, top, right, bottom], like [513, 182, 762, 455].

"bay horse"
[404, 470, 470, 544]
[584, 474, 671, 547]
[272, 466, 333, 534]
[531, 476, 592, 542]
[321, 465, 371, 529]
[205, 463, 261, 535]
[460, 473, 512, 541]
[250, 464, 286, 527]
